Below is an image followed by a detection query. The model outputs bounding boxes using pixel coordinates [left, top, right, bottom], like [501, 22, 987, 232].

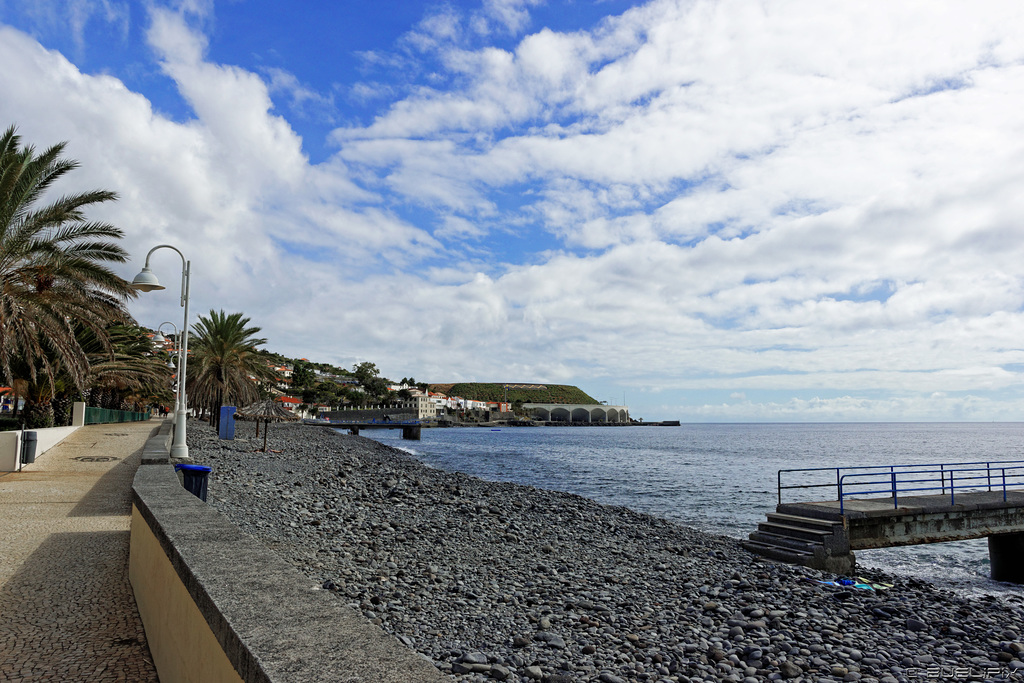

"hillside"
[428, 383, 598, 405]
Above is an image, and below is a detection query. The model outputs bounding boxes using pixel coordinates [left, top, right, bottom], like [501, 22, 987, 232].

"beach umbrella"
[234, 399, 300, 452]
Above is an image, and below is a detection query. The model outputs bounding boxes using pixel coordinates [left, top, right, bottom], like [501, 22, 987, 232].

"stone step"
[775, 503, 845, 522]
[757, 521, 836, 542]
[766, 512, 841, 530]
[748, 530, 819, 554]
[742, 540, 815, 566]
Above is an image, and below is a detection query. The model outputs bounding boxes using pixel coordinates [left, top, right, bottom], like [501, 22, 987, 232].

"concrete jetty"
[745, 460, 1024, 581]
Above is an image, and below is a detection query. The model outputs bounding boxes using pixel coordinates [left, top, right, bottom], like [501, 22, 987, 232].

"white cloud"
[476, 0, 543, 36]
[262, 67, 337, 122]
[3, 0, 1024, 420]
[682, 392, 1024, 423]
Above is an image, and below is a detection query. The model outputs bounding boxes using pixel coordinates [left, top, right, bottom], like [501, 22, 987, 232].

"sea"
[352, 422, 1024, 598]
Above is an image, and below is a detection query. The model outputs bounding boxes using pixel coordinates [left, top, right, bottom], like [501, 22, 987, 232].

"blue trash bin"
[174, 463, 212, 501]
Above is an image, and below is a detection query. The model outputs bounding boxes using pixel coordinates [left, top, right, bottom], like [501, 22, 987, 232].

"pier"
[744, 460, 1024, 582]
[303, 419, 422, 440]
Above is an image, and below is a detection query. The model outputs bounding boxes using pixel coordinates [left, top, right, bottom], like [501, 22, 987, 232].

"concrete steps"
[743, 512, 854, 573]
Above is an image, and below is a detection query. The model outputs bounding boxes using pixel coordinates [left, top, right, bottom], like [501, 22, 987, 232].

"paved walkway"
[0, 420, 161, 682]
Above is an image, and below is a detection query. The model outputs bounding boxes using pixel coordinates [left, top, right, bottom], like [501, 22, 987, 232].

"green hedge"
[435, 382, 599, 405]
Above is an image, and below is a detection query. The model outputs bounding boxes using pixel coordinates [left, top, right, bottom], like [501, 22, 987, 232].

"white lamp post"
[132, 245, 191, 459]
[153, 321, 181, 423]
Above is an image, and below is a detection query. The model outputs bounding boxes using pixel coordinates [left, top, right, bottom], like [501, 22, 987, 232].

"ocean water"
[353, 422, 1024, 598]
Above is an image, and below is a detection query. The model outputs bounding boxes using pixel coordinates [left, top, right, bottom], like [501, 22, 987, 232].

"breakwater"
[189, 423, 1024, 683]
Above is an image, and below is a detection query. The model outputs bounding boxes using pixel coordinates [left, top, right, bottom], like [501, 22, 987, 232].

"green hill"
[429, 383, 598, 404]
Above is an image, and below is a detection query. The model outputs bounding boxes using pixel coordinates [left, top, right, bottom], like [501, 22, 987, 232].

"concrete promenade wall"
[0, 424, 81, 473]
[129, 423, 444, 683]
[0, 402, 93, 472]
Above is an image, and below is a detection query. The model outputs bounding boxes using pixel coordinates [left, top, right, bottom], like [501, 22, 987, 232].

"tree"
[81, 323, 174, 413]
[291, 359, 316, 388]
[352, 361, 390, 402]
[187, 310, 276, 429]
[0, 125, 134, 399]
[352, 361, 380, 385]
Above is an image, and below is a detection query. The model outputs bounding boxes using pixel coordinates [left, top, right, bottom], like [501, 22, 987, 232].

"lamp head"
[131, 267, 165, 292]
[152, 331, 167, 344]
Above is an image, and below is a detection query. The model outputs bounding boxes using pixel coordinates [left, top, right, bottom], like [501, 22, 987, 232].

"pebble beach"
[187, 423, 1024, 683]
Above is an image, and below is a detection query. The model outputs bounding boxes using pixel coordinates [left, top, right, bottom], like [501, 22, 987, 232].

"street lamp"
[153, 321, 181, 421]
[132, 245, 191, 459]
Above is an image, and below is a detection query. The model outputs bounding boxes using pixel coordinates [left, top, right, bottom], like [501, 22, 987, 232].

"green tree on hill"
[352, 361, 390, 402]
[291, 359, 316, 388]
[433, 383, 598, 405]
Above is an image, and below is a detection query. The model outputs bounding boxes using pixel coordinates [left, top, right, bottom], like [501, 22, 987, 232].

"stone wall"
[128, 423, 443, 683]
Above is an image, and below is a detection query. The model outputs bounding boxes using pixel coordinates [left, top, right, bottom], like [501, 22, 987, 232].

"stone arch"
[571, 407, 590, 423]
[591, 408, 607, 423]
[550, 407, 571, 422]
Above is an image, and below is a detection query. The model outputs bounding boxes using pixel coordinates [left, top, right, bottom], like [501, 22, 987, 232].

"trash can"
[218, 406, 236, 440]
[20, 431, 37, 465]
[174, 463, 212, 501]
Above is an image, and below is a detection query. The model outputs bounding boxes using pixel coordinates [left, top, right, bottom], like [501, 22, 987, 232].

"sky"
[2, 0, 1024, 422]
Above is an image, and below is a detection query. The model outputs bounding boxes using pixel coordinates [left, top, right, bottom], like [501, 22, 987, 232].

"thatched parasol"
[234, 399, 300, 452]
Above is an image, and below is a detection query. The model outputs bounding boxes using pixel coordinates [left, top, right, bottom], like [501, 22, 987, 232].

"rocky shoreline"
[186, 422, 1024, 683]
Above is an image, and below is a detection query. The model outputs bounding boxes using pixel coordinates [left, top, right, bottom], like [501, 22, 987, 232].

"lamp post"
[153, 321, 181, 423]
[132, 245, 191, 459]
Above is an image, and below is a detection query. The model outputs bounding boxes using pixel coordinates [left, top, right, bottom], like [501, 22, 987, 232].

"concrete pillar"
[402, 426, 421, 440]
[72, 402, 86, 427]
[989, 532, 1024, 583]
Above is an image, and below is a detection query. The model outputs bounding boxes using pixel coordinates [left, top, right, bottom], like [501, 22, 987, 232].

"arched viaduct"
[522, 404, 630, 424]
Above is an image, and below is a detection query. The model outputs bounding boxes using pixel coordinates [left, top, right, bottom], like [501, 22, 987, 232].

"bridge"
[303, 419, 422, 440]
[522, 403, 630, 423]
[743, 460, 1024, 583]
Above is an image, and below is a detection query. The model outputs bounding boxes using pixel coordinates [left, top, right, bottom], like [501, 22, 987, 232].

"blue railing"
[778, 460, 1024, 513]
[309, 418, 421, 426]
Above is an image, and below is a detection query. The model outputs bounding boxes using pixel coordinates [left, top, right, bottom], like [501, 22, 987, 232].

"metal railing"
[320, 418, 421, 425]
[84, 407, 151, 425]
[778, 460, 1024, 513]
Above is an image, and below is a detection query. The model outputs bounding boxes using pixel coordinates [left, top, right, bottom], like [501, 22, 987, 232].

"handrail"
[836, 464, 1024, 513]
[778, 460, 1024, 512]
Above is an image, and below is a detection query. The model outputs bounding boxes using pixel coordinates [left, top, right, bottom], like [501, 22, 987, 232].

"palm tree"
[188, 310, 276, 430]
[0, 125, 134, 401]
[81, 323, 175, 413]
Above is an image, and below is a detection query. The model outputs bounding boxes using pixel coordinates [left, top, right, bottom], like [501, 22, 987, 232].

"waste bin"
[174, 463, 212, 501]
[20, 431, 37, 465]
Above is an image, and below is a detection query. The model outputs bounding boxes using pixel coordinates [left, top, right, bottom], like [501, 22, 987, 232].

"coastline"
[187, 423, 1024, 683]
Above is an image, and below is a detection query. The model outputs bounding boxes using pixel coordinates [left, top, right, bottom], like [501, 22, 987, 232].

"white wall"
[35, 426, 79, 456]
[0, 431, 21, 472]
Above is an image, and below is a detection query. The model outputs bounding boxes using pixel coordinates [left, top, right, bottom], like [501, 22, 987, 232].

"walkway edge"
[129, 423, 444, 683]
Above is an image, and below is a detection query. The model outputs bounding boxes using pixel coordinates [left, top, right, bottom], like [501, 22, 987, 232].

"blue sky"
[3, 0, 1024, 421]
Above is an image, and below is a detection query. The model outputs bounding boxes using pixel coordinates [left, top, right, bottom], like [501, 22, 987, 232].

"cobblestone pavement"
[0, 420, 161, 682]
